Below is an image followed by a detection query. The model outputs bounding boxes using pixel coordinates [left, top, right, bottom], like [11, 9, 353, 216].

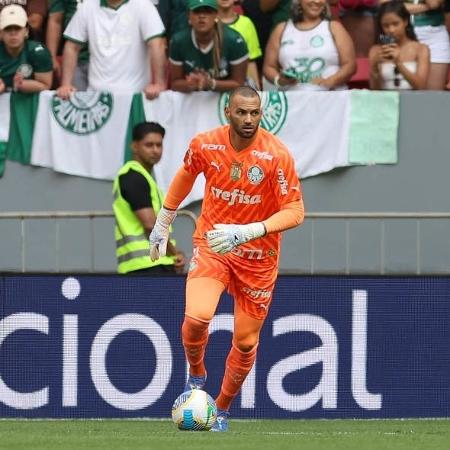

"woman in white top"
[369, 1, 430, 90]
[263, 0, 356, 90]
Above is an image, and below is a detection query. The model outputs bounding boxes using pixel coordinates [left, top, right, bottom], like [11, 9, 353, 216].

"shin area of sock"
[181, 315, 210, 376]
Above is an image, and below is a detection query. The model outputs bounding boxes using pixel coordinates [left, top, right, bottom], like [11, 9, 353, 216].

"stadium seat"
[349, 57, 370, 89]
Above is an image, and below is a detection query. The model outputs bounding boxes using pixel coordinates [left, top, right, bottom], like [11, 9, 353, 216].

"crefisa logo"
[218, 91, 288, 135]
[52, 92, 113, 135]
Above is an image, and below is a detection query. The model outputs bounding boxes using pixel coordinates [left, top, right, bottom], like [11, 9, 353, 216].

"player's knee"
[182, 315, 210, 340]
[233, 336, 258, 353]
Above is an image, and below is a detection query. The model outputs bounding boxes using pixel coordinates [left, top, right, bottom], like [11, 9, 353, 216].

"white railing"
[1, 211, 450, 274]
[0, 210, 197, 272]
[307, 212, 450, 275]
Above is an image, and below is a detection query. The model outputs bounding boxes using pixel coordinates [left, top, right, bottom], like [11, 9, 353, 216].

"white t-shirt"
[64, 0, 165, 92]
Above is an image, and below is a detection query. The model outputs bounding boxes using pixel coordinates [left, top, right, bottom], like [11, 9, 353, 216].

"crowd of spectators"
[1, 0, 450, 95]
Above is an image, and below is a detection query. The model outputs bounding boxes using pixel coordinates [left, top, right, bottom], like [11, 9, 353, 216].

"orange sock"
[181, 315, 209, 376]
[215, 343, 258, 411]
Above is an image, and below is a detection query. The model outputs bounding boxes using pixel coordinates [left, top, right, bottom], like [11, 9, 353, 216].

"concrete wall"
[1, 92, 449, 273]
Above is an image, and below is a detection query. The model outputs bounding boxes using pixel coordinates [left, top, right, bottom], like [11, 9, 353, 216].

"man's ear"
[224, 106, 230, 122]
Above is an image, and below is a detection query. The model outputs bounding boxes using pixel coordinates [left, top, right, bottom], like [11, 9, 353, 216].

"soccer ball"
[172, 389, 217, 431]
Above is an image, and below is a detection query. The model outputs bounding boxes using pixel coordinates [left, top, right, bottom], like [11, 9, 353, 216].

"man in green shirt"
[0, 5, 52, 93]
[46, 0, 89, 90]
[157, 0, 190, 38]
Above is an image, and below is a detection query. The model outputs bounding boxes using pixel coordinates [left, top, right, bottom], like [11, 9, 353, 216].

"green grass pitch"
[0, 419, 449, 450]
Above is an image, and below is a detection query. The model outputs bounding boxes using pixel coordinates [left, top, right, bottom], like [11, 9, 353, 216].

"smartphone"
[379, 34, 396, 45]
[282, 69, 298, 79]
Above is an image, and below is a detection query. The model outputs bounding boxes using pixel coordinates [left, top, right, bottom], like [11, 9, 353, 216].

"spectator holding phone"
[263, 0, 356, 90]
[381, 0, 450, 89]
[369, 1, 430, 89]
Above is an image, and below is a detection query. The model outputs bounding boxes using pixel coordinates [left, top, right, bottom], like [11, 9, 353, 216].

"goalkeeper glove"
[206, 222, 266, 255]
[149, 207, 177, 261]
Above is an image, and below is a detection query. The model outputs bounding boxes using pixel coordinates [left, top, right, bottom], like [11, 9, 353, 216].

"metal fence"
[1, 211, 450, 274]
[0, 210, 197, 273]
[306, 212, 450, 275]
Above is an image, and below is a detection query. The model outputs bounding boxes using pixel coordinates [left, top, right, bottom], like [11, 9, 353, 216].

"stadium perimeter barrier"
[1, 211, 450, 273]
[1, 274, 449, 419]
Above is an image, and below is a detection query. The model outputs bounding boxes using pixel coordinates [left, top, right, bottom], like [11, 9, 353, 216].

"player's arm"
[263, 199, 304, 233]
[207, 148, 304, 254]
[205, 200, 304, 255]
[149, 166, 198, 260]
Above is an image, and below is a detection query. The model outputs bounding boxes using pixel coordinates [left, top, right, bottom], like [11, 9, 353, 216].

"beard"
[233, 123, 259, 139]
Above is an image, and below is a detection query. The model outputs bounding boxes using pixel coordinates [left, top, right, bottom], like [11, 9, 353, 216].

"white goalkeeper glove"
[149, 207, 177, 261]
[206, 222, 266, 255]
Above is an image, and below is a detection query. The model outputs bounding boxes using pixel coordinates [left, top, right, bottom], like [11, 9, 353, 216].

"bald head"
[224, 86, 262, 143]
[227, 86, 261, 108]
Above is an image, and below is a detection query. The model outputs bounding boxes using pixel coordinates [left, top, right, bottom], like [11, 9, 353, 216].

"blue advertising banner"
[0, 275, 449, 418]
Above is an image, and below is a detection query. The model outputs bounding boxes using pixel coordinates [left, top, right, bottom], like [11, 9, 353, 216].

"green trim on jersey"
[0, 40, 53, 89]
[63, 35, 87, 45]
[404, 0, 445, 26]
[145, 32, 166, 42]
[100, 0, 130, 10]
[169, 25, 248, 79]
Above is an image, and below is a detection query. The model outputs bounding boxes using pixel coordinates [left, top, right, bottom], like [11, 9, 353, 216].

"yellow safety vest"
[113, 161, 175, 273]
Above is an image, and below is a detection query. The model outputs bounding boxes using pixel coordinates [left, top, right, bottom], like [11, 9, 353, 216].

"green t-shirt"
[49, 0, 89, 63]
[404, 0, 444, 27]
[0, 40, 53, 88]
[169, 25, 249, 79]
[271, 0, 291, 28]
[228, 15, 262, 61]
[158, 0, 189, 38]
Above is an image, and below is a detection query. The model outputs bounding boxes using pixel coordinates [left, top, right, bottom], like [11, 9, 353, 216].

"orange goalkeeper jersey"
[183, 125, 302, 261]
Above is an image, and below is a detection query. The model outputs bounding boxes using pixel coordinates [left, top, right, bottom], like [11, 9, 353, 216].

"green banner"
[6, 92, 40, 165]
[349, 91, 399, 164]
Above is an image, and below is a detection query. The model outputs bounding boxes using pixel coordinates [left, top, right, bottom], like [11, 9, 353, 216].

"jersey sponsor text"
[252, 150, 273, 161]
[201, 143, 226, 151]
[242, 287, 272, 299]
[211, 186, 261, 206]
[277, 168, 289, 195]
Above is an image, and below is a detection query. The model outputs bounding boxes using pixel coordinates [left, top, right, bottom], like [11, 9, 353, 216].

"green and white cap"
[188, 0, 218, 11]
[0, 5, 27, 30]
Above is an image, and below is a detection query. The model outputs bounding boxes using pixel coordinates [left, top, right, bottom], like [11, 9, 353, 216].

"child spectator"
[383, 0, 450, 89]
[369, 1, 430, 89]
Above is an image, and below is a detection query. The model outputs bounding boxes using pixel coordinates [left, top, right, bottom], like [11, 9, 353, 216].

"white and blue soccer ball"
[171, 389, 217, 431]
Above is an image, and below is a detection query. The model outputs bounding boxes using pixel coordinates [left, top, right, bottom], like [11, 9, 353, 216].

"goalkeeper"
[149, 86, 304, 432]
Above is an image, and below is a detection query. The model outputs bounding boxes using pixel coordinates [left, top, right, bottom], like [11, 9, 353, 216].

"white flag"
[31, 91, 133, 179]
[144, 90, 351, 205]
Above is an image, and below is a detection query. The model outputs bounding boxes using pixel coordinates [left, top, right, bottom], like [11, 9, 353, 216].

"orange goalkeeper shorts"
[187, 243, 279, 320]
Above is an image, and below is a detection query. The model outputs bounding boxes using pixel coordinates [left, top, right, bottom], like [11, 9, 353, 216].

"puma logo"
[210, 161, 222, 172]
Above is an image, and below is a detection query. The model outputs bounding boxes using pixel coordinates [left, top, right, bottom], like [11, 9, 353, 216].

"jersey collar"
[191, 29, 214, 54]
[100, 0, 129, 10]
